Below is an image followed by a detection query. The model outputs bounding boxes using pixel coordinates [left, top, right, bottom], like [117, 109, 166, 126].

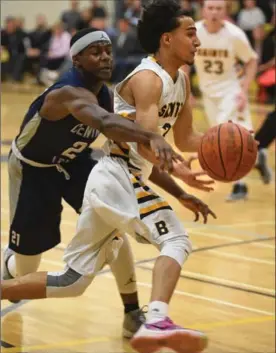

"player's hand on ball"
[172, 157, 215, 192]
[179, 193, 217, 224]
[149, 134, 184, 173]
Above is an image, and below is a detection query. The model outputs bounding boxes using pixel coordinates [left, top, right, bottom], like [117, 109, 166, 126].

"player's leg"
[63, 150, 144, 337]
[130, 177, 207, 353]
[2, 181, 123, 301]
[3, 152, 63, 282]
[108, 233, 146, 338]
[216, 92, 252, 201]
[255, 109, 275, 184]
[202, 94, 220, 127]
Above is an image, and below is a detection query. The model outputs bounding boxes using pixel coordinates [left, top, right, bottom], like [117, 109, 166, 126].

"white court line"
[213, 221, 275, 228]
[191, 230, 275, 249]
[103, 273, 274, 316]
[208, 249, 275, 265]
[140, 263, 275, 296]
[1, 247, 274, 316]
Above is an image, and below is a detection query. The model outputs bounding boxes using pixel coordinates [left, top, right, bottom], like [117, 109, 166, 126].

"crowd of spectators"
[1, 0, 275, 103]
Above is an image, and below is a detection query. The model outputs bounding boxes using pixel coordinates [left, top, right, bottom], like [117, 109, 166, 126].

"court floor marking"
[1, 315, 274, 353]
[103, 274, 274, 316]
[1, 250, 273, 320]
[138, 263, 275, 298]
[207, 249, 275, 265]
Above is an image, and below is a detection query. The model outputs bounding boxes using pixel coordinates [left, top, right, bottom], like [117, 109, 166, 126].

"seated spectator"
[61, 0, 82, 32]
[26, 14, 51, 80]
[111, 18, 145, 83]
[89, 16, 117, 42]
[1, 16, 28, 82]
[237, 0, 265, 49]
[124, 0, 141, 26]
[180, 0, 196, 18]
[76, 8, 92, 30]
[39, 22, 71, 86]
[89, 0, 107, 19]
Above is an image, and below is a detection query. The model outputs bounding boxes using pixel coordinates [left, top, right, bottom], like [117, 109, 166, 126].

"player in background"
[185, 0, 260, 201]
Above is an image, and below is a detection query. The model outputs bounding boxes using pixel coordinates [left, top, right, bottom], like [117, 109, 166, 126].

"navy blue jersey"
[15, 67, 113, 164]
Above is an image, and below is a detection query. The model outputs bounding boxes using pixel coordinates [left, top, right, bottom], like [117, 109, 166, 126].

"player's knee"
[46, 268, 93, 298]
[159, 234, 192, 267]
[15, 253, 42, 276]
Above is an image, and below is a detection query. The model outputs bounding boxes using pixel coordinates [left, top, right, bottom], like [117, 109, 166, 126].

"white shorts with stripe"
[202, 90, 253, 130]
[63, 156, 188, 276]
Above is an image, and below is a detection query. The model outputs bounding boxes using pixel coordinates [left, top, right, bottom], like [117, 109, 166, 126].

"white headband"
[70, 31, 111, 58]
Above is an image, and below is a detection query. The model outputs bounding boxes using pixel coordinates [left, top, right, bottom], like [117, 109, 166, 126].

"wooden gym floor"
[1, 87, 275, 353]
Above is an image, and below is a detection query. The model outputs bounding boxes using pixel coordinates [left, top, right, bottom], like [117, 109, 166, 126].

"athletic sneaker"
[2, 246, 20, 303]
[226, 183, 248, 201]
[255, 149, 272, 184]
[130, 317, 208, 353]
[123, 308, 146, 338]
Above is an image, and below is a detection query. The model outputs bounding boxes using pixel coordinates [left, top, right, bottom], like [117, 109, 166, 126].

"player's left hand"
[178, 193, 217, 224]
[236, 90, 247, 112]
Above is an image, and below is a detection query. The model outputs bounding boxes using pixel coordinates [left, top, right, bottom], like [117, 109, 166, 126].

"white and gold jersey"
[194, 20, 257, 97]
[106, 56, 187, 179]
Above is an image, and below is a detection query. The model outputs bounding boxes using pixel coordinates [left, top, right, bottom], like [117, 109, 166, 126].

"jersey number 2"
[162, 123, 172, 137]
[204, 60, 224, 75]
[62, 142, 88, 160]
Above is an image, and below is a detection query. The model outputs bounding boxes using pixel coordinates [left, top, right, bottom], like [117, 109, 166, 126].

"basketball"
[198, 122, 258, 182]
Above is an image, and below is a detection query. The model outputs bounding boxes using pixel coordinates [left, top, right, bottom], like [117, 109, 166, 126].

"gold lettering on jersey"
[71, 124, 97, 139]
[159, 102, 184, 118]
[196, 48, 229, 58]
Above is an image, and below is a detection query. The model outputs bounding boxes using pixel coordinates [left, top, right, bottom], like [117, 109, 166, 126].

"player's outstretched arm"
[172, 73, 203, 152]
[149, 166, 216, 223]
[39, 85, 178, 171]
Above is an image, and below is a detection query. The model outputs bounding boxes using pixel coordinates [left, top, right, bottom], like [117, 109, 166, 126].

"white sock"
[7, 255, 17, 278]
[234, 179, 246, 186]
[146, 301, 169, 324]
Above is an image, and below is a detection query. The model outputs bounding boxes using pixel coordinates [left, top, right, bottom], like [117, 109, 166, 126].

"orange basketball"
[198, 122, 258, 182]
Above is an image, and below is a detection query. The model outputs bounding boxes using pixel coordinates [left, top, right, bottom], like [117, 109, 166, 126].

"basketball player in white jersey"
[1, 1, 216, 352]
[188, 0, 259, 201]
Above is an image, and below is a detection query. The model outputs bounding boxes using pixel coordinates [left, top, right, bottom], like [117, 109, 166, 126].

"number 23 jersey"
[109, 56, 187, 180]
[194, 20, 257, 97]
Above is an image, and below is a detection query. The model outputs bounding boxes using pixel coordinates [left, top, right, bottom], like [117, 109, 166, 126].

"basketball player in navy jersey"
[3, 27, 216, 338]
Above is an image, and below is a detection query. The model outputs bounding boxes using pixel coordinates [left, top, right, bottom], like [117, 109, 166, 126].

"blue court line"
[1, 301, 28, 317]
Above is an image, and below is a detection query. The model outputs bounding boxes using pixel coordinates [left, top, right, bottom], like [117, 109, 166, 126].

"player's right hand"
[149, 134, 184, 173]
[172, 157, 215, 192]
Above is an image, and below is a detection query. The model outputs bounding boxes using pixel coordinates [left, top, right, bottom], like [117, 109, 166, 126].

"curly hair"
[137, 0, 187, 54]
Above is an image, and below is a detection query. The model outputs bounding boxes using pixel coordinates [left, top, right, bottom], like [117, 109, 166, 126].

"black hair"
[138, 0, 186, 53]
[70, 27, 101, 48]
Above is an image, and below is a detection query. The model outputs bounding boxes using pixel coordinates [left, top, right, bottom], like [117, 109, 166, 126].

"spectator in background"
[15, 17, 26, 33]
[112, 17, 145, 83]
[61, 0, 82, 32]
[39, 22, 71, 86]
[124, 0, 141, 26]
[1, 16, 28, 82]
[237, 0, 265, 50]
[26, 14, 51, 81]
[180, 0, 196, 18]
[76, 8, 92, 30]
[89, 0, 107, 19]
[89, 16, 117, 42]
